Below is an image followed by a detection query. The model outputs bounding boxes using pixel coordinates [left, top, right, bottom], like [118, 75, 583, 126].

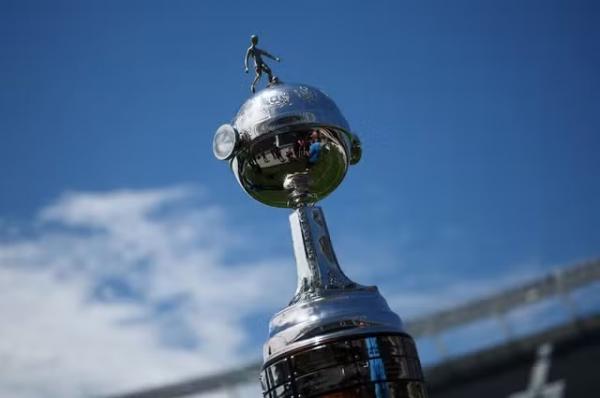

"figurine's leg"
[262, 64, 274, 83]
[251, 70, 262, 93]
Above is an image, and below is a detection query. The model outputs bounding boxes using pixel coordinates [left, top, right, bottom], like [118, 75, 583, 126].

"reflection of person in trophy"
[284, 148, 294, 161]
[307, 130, 322, 167]
[244, 34, 280, 93]
[294, 135, 305, 158]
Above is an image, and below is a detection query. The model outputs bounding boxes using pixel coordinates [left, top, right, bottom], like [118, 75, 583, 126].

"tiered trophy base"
[260, 333, 427, 398]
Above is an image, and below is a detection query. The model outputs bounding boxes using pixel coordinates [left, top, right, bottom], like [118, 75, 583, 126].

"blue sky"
[1, 0, 599, 396]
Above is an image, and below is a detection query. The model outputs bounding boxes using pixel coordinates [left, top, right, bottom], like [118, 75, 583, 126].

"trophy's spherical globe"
[227, 83, 359, 208]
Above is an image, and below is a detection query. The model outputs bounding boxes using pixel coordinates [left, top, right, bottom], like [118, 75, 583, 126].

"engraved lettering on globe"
[214, 83, 362, 208]
[294, 85, 317, 103]
[262, 92, 290, 108]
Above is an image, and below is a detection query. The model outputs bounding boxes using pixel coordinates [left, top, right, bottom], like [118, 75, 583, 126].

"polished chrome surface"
[265, 291, 405, 363]
[221, 83, 360, 208]
[261, 334, 426, 398]
[350, 132, 363, 165]
[232, 83, 351, 141]
[263, 206, 404, 363]
[289, 206, 363, 303]
[212, 123, 239, 160]
[230, 125, 349, 208]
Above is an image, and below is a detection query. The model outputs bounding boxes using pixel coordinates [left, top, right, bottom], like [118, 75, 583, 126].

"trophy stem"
[289, 206, 358, 305]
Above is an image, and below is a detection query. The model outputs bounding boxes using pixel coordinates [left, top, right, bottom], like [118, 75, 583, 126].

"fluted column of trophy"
[213, 36, 427, 398]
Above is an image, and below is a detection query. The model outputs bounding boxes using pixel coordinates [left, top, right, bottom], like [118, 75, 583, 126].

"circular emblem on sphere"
[217, 83, 362, 208]
[213, 124, 239, 160]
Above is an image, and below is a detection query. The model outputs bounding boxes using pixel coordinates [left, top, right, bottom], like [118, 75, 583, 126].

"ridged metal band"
[261, 334, 427, 398]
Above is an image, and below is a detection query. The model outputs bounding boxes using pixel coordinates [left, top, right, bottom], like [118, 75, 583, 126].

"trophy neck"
[263, 205, 405, 364]
[289, 206, 358, 304]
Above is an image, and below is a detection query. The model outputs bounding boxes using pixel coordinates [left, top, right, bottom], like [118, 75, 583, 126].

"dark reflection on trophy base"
[261, 334, 427, 398]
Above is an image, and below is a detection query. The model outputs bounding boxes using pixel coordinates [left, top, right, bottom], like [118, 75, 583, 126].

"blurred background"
[1, 0, 599, 397]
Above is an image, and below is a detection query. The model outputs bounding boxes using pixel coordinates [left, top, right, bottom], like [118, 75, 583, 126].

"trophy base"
[260, 333, 427, 398]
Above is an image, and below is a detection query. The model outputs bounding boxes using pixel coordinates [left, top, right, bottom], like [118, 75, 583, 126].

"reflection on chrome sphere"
[218, 83, 361, 208]
[233, 127, 349, 207]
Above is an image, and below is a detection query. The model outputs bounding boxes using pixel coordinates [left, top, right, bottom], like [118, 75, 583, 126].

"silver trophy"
[213, 36, 427, 398]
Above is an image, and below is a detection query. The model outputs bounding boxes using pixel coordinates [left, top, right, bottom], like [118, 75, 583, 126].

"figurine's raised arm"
[244, 47, 251, 73]
[262, 49, 280, 62]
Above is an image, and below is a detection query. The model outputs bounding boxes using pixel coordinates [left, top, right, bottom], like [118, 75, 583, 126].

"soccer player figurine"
[244, 34, 281, 93]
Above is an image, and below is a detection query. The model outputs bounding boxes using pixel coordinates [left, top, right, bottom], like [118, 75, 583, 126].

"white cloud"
[0, 186, 293, 397]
